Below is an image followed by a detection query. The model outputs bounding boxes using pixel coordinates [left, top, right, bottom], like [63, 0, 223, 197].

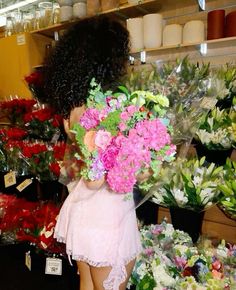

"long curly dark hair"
[41, 16, 130, 119]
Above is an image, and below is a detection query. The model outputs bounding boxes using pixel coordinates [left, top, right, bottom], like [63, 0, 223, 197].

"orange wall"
[0, 33, 51, 99]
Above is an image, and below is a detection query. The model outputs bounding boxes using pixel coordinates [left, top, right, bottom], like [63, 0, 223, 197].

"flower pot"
[194, 141, 232, 166]
[170, 207, 205, 243]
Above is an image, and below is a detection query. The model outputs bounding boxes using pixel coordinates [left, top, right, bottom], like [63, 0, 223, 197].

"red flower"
[24, 71, 43, 87]
[53, 142, 66, 160]
[6, 128, 28, 140]
[49, 162, 61, 177]
[52, 114, 63, 127]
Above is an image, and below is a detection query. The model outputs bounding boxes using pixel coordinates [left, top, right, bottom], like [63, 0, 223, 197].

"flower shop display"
[0, 98, 37, 125]
[194, 107, 235, 165]
[129, 221, 236, 290]
[23, 107, 64, 141]
[69, 78, 176, 194]
[214, 65, 236, 109]
[0, 193, 64, 253]
[125, 56, 219, 147]
[218, 158, 236, 220]
[151, 157, 224, 242]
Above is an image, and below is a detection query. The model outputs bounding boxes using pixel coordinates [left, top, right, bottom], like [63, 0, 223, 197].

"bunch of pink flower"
[72, 81, 176, 194]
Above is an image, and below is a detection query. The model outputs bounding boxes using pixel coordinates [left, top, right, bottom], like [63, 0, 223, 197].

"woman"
[41, 16, 142, 290]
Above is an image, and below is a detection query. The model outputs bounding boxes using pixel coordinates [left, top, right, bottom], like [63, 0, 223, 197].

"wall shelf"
[30, 0, 163, 38]
[130, 36, 236, 65]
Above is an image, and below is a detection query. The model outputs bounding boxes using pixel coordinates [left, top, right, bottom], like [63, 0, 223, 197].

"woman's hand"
[84, 176, 105, 190]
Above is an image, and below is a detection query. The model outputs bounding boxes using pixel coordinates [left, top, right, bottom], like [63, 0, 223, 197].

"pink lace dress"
[54, 178, 142, 290]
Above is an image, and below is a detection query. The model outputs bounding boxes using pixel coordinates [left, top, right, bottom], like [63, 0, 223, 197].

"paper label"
[25, 251, 31, 271]
[16, 179, 33, 192]
[17, 34, 26, 45]
[45, 258, 62, 275]
[200, 97, 218, 110]
[4, 171, 16, 188]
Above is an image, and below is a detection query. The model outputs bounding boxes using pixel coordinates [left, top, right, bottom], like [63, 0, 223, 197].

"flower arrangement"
[70, 79, 176, 194]
[214, 65, 236, 109]
[218, 158, 236, 220]
[125, 57, 219, 146]
[23, 107, 64, 141]
[0, 194, 63, 253]
[151, 157, 223, 212]
[21, 141, 66, 181]
[195, 107, 235, 150]
[0, 98, 37, 125]
[129, 221, 235, 290]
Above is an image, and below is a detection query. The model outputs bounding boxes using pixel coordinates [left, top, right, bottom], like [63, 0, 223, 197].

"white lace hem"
[68, 249, 138, 290]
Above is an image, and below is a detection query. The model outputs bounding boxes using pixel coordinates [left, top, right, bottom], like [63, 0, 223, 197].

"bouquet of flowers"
[195, 107, 235, 150]
[23, 106, 64, 141]
[21, 141, 66, 181]
[125, 57, 218, 146]
[0, 98, 36, 125]
[0, 195, 64, 253]
[69, 79, 176, 194]
[213, 64, 236, 109]
[218, 158, 236, 220]
[151, 157, 224, 212]
[129, 221, 235, 290]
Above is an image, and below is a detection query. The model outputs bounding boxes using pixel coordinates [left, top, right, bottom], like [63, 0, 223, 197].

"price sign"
[45, 258, 62, 275]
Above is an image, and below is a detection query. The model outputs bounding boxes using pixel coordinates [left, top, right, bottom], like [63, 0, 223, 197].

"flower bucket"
[170, 207, 205, 243]
[194, 142, 232, 166]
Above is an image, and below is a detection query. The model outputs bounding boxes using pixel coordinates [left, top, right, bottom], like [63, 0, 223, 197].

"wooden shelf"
[130, 36, 236, 65]
[131, 36, 236, 55]
[31, 0, 162, 38]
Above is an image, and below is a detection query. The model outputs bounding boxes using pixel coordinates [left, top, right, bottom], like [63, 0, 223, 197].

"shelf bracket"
[197, 0, 206, 11]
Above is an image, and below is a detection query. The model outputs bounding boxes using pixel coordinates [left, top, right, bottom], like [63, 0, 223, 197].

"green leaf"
[118, 85, 130, 97]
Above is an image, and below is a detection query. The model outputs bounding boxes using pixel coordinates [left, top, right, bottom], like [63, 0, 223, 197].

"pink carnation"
[100, 144, 119, 170]
[80, 108, 100, 129]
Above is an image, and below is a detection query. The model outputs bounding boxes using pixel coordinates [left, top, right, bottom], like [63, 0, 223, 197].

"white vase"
[126, 17, 144, 52]
[143, 13, 163, 49]
[183, 20, 205, 44]
[60, 6, 73, 22]
[73, 2, 87, 18]
[163, 24, 182, 46]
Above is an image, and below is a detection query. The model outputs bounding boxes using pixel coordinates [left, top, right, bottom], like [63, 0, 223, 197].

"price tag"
[50, 131, 61, 143]
[16, 179, 33, 192]
[45, 257, 62, 275]
[4, 171, 16, 188]
[200, 97, 218, 110]
[25, 251, 31, 271]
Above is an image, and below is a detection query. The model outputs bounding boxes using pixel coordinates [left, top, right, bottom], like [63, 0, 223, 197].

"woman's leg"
[76, 261, 94, 290]
[90, 259, 136, 290]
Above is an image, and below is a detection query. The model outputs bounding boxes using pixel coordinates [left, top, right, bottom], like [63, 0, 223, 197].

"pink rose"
[95, 130, 112, 150]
